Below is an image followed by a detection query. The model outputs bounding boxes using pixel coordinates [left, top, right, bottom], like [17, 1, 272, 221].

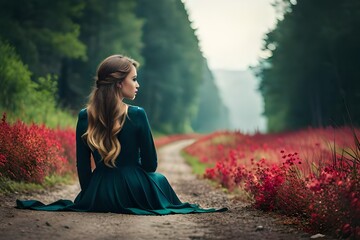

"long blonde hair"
[83, 55, 139, 167]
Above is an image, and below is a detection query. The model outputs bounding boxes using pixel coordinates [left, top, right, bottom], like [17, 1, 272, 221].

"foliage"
[134, 0, 205, 133]
[0, 40, 77, 128]
[256, 0, 360, 132]
[59, 0, 143, 108]
[0, 40, 33, 112]
[0, 0, 86, 77]
[0, 0, 228, 134]
[20, 74, 77, 128]
[184, 129, 360, 238]
[0, 113, 76, 184]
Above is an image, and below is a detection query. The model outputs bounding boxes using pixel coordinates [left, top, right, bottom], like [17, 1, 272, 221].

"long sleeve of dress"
[137, 107, 158, 172]
[76, 109, 92, 192]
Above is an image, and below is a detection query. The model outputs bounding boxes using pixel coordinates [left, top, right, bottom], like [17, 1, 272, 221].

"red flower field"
[184, 128, 360, 238]
[0, 113, 75, 183]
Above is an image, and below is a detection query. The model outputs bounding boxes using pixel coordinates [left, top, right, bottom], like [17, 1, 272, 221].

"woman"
[17, 55, 227, 215]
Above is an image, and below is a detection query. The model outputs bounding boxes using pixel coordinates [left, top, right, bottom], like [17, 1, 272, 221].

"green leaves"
[135, 0, 205, 133]
[0, 0, 228, 133]
[0, 0, 86, 76]
[257, 0, 360, 132]
[0, 40, 32, 111]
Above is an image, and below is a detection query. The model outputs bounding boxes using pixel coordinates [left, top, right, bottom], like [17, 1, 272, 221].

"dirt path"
[0, 140, 332, 239]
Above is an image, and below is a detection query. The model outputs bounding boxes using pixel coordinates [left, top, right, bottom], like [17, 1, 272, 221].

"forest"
[0, 0, 229, 133]
[257, 0, 360, 132]
[1, 0, 358, 133]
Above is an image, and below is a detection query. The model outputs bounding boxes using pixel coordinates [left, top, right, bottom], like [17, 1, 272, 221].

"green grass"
[1, 107, 77, 129]
[181, 150, 213, 175]
[43, 174, 76, 187]
[181, 150, 236, 195]
[0, 174, 76, 194]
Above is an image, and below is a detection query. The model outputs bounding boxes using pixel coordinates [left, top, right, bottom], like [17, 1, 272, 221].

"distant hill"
[213, 69, 267, 133]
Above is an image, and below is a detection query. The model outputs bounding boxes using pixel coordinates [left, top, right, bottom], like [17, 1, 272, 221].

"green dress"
[16, 106, 227, 215]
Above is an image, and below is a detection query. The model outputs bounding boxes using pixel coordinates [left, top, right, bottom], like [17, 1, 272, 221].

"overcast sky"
[182, 0, 277, 71]
[182, 0, 278, 132]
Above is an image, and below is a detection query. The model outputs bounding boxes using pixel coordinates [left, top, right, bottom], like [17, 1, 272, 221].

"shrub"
[0, 40, 77, 128]
[0, 113, 75, 183]
[0, 39, 33, 112]
[184, 128, 360, 238]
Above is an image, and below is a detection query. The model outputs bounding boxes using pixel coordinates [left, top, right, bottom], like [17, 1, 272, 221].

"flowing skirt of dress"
[16, 166, 227, 215]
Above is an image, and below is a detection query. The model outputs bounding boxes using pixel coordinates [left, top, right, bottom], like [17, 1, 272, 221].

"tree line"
[0, 0, 229, 133]
[256, 0, 360, 132]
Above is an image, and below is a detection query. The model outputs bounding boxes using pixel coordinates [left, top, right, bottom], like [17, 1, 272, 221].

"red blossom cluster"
[184, 128, 360, 238]
[0, 113, 76, 183]
[53, 128, 76, 173]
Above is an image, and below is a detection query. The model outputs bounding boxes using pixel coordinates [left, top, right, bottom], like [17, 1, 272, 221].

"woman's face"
[119, 65, 139, 100]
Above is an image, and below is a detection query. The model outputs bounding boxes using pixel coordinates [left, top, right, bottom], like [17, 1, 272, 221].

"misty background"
[213, 70, 266, 133]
